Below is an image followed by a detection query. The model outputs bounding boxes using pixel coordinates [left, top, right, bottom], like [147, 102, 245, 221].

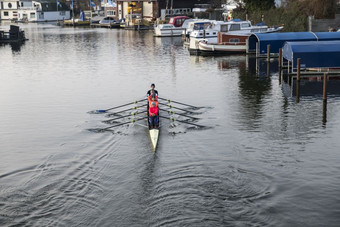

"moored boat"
[187, 19, 283, 54]
[194, 33, 248, 55]
[154, 24, 184, 37]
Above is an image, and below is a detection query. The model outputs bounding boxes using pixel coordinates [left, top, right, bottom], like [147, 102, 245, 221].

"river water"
[1, 22, 340, 226]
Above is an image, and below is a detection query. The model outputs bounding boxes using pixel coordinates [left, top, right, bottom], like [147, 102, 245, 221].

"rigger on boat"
[89, 84, 205, 152]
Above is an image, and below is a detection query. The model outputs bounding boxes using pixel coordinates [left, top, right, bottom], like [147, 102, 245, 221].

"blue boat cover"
[282, 40, 340, 68]
[248, 32, 340, 54]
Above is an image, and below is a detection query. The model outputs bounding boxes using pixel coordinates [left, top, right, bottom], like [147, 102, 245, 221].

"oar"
[158, 103, 197, 114]
[106, 105, 146, 116]
[159, 116, 204, 128]
[101, 117, 146, 130]
[103, 111, 147, 123]
[158, 97, 200, 109]
[94, 98, 147, 113]
[159, 109, 199, 120]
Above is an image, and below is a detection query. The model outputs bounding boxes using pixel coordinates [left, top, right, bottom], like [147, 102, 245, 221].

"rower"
[148, 93, 158, 105]
[147, 83, 158, 97]
[149, 101, 159, 129]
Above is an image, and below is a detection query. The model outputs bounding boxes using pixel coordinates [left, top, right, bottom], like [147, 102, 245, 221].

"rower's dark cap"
[151, 83, 155, 87]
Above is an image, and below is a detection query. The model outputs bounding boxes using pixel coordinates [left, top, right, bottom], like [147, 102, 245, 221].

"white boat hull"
[198, 41, 246, 54]
[154, 24, 184, 37]
[149, 129, 159, 152]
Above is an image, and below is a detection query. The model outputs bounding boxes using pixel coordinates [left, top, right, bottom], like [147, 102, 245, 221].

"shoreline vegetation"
[230, 0, 338, 32]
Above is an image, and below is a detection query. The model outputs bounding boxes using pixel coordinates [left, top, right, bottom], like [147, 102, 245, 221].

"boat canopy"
[282, 40, 340, 69]
[248, 32, 340, 54]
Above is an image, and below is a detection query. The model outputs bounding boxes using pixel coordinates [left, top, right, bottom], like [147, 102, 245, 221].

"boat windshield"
[241, 23, 251, 28]
[193, 22, 211, 30]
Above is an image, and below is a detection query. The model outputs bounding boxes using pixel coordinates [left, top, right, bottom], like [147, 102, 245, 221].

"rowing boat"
[91, 96, 203, 152]
[147, 102, 159, 152]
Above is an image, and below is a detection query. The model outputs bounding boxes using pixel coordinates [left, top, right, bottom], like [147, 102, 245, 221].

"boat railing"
[218, 41, 247, 45]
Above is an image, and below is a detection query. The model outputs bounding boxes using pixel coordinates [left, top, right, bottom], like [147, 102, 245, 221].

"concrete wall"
[309, 14, 340, 31]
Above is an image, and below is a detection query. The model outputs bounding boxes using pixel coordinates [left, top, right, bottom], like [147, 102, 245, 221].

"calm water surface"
[1, 23, 340, 226]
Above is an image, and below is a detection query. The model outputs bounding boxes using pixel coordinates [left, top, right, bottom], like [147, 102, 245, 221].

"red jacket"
[149, 106, 159, 116]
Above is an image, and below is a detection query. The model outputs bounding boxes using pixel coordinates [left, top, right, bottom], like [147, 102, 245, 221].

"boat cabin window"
[213, 32, 216, 35]
[220, 24, 228, 32]
[241, 23, 251, 28]
[229, 24, 240, 31]
[193, 23, 211, 30]
[206, 33, 209, 35]
[229, 38, 240, 43]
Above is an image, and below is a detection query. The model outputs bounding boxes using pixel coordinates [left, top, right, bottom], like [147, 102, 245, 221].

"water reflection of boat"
[217, 55, 247, 70]
[154, 36, 183, 47]
[0, 25, 28, 43]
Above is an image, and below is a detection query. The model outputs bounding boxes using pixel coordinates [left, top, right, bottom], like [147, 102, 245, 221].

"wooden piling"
[267, 44, 270, 62]
[278, 48, 282, 69]
[297, 58, 301, 81]
[323, 73, 328, 101]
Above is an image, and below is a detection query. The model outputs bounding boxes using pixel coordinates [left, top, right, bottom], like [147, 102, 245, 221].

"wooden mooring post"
[296, 58, 301, 103]
[267, 44, 270, 62]
[278, 48, 282, 69]
[323, 72, 328, 101]
[278, 48, 282, 84]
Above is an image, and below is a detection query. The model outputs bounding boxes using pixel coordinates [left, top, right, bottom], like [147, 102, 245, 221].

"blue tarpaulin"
[282, 40, 340, 69]
[248, 32, 340, 54]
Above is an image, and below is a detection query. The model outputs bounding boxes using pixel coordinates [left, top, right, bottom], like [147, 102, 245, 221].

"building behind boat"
[0, 0, 70, 22]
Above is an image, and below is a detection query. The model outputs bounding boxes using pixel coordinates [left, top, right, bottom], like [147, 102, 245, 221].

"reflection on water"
[1, 23, 340, 226]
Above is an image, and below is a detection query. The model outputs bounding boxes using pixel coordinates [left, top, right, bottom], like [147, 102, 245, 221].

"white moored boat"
[195, 34, 249, 55]
[154, 24, 184, 37]
[188, 19, 283, 54]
